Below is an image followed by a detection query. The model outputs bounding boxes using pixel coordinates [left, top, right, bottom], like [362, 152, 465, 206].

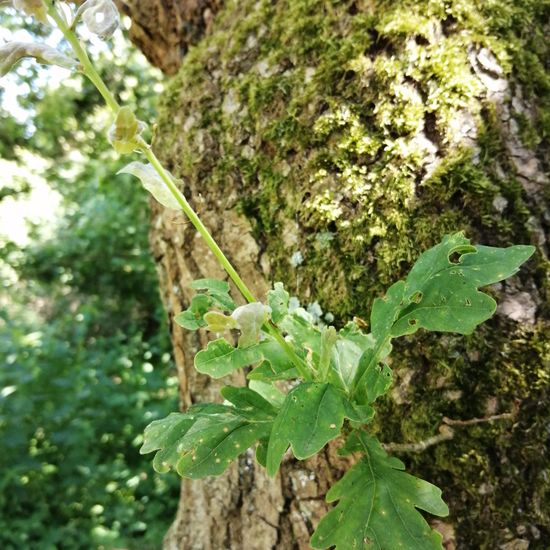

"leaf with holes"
[390, 234, 535, 336]
[370, 280, 406, 340]
[141, 388, 275, 478]
[195, 338, 263, 378]
[311, 432, 449, 550]
[354, 348, 393, 404]
[266, 383, 349, 476]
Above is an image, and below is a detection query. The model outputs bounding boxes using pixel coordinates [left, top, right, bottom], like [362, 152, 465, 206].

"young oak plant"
[140, 236, 534, 550]
[2, 2, 536, 548]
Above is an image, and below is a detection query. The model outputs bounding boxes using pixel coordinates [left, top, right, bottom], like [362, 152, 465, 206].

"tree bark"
[115, 0, 221, 75]
[130, 1, 549, 548]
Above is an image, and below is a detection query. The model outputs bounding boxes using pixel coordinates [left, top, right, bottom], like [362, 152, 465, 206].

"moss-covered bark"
[148, 0, 550, 547]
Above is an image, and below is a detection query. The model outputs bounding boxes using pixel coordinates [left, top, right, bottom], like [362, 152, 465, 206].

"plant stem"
[48, 1, 255, 303]
[265, 321, 311, 381]
[47, 5, 119, 112]
[138, 140, 257, 303]
[351, 335, 391, 397]
[49, 1, 312, 380]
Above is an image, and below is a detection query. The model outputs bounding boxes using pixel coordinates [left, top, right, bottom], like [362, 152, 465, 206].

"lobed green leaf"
[194, 338, 263, 378]
[389, 234, 535, 336]
[174, 294, 211, 330]
[220, 386, 278, 419]
[190, 278, 236, 311]
[266, 382, 349, 476]
[311, 432, 449, 550]
[141, 388, 276, 479]
[248, 379, 286, 407]
[356, 349, 393, 404]
[248, 338, 298, 381]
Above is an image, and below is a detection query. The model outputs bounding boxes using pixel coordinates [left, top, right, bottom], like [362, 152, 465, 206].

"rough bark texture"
[138, 0, 549, 548]
[115, 0, 222, 74]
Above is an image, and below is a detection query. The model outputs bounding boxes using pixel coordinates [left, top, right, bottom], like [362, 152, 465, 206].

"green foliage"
[390, 234, 535, 336]
[195, 338, 263, 378]
[266, 382, 349, 475]
[267, 281, 289, 323]
[310, 432, 449, 550]
[141, 387, 275, 478]
[0, 164, 180, 547]
[108, 107, 144, 154]
[174, 279, 236, 330]
[142, 233, 534, 549]
[0, 308, 179, 549]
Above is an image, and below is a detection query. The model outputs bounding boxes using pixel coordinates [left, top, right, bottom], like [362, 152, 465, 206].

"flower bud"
[12, 0, 48, 23]
[107, 107, 145, 154]
[0, 41, 77, 77]
[77, 0, 120, 40]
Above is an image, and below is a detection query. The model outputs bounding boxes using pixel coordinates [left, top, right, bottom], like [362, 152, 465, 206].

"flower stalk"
[44, 0, 311, 380]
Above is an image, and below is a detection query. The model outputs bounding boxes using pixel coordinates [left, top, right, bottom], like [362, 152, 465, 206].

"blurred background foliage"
[0, 9, 179, 549]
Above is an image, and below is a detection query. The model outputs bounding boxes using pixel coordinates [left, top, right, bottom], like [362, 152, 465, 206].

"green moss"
[154, 0, 550, 546]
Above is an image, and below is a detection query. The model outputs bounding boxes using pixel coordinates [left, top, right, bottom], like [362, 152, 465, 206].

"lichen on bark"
[150, 0, 550, 547]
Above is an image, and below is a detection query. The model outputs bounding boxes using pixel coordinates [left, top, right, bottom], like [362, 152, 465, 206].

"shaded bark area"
[115, 0, 221, 74]
[140, 0, 550, 548]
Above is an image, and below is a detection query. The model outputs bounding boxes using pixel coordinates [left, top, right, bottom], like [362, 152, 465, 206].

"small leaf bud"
[107, 107, 145, 154]
[231, 303, 270, 348]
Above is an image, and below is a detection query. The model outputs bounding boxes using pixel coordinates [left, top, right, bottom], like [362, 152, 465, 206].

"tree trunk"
[131, 1, 549, 548]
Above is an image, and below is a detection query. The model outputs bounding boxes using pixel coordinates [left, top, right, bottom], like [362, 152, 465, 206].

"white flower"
[76, 0, 119, 40]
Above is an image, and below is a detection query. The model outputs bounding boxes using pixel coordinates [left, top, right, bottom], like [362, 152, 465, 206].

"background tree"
[118, 0, 550, 548]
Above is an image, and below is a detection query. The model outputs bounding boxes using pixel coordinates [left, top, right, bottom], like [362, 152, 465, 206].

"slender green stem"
[49, 1, 312, 379]
[351, 335, 391, 397]
[265, 321, 311, 381]
[138, 140, 257, 303]
[47, 5, 119, 112]
[49, 1, 256, 304]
